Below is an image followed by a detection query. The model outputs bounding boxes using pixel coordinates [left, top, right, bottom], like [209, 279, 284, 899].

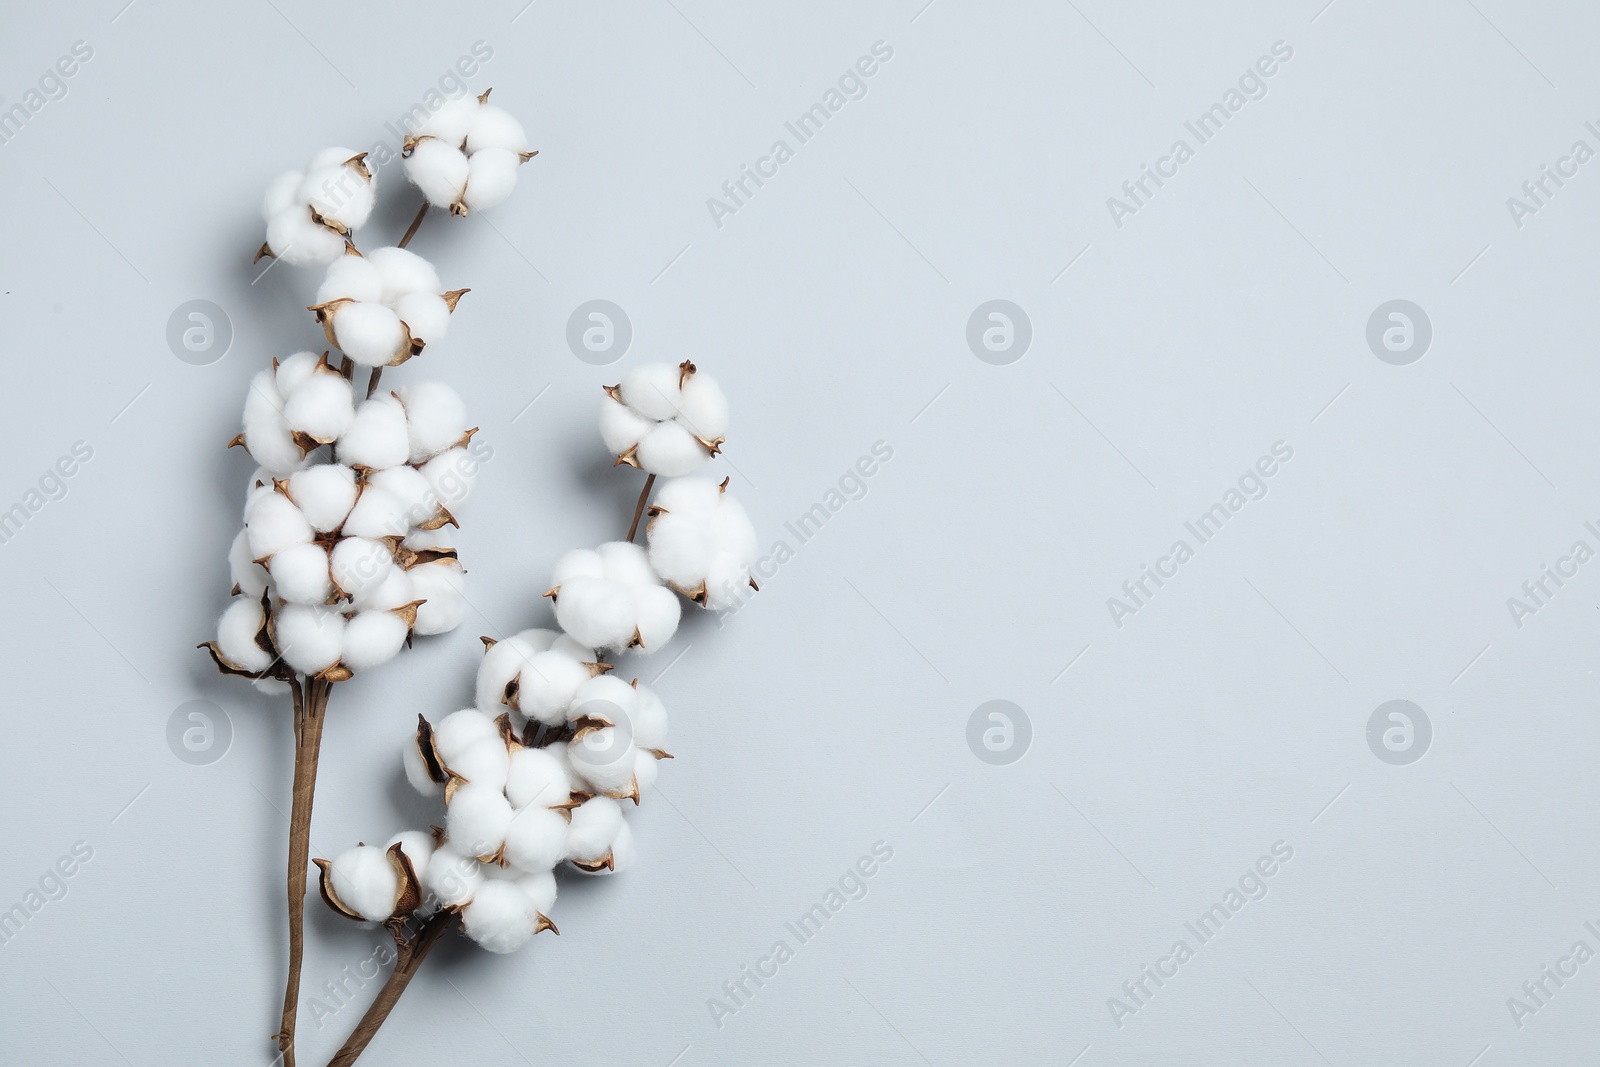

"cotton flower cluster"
[206, 362, 479, 683]
[258, 147, 376, 267]
[309, 247, 467, 369]
[600, 361, 729, 476]
[403, 89, 535, 216]
[645, 475, 759, 610]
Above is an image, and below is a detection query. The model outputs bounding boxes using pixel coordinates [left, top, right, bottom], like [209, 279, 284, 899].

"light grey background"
[2, 0, 1598, 1064]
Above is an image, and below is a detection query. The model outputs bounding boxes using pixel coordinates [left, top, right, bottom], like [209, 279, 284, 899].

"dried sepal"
[571, 850, 615, 873]
[535, 912, 558, 934]
[414, 714, 448, 785]
[313, 857, 364, 921]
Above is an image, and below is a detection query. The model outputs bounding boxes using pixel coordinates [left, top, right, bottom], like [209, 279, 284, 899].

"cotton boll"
[710, 499, 759, 561]
[338, 395, 411, 470]
[502, 806, 568, 874]
[676, 373, 729, 441]
[631, 685, 668, 751]
[516, 648, 595, 726]
[306, 145, 366, 172]
[551, 548, 606, 585]
[597, 541, 659, 589]
[432, 709, 499, 764]
[411, 559, 467, 635]
[565, 796, 623, 868]
[514, 869, 557, 916]
[245, 490, 313, 560]
[354, 565, 416, 612]
[463, 148, 520, 212]
[367, 246, 443, 304]
[269, 542, 332, 605]
[467, 106, 528, 153]
[217, 597, 273, 672]
[475, 631, 548, 713]
[645, 519, 714, 590]
[462, 881, 536, 953]
[241, 370, 303, 475]
[331, 302, 405, 367]
[341, 487, 409, 540]
[316, 254, 384, 305]
[327, 845, 400, 923]
[283, 372, 355, 443]
[636, 420, 708, 476]
[404, 139, 469, 208]
[446, 783, 514, 857]
[398, 381, 469, 463]
[300, 159, 374, 232]
[632, 586, 681, 650]
[275, 351, 324, 397]
[385, 830, 436, 885]
[403, 736, 444, 798]
[619, 364, 683, 420]
[606, 820, 637, 873]
[394, 291, 450, 349]
[505, 747, 572, 809]
[599, 394, 650, 455]
[228, 528, 270, 598]
[287, 464, 358, 533]
[273, 603, 345, 674]
[447, 736, 510, 792]
[253, 676, 292, 696]
[633, 748, 660, 794]
[329, 537, 396, 600]
[651, 474, 720, 517]
[419, 448, 477, 509]
[266, 207, 345, 267]
[569, 725, 637, 798]
[263, 171, 302, 219]
[705, 555, 754, 611]
[554, 579, 635, 651]
[365, 465, 437, 525]
[416, 95, 480, 145]
[340, 611, 409, 672]
[569, 674, 636, 724]
[423, 843, 483, 908]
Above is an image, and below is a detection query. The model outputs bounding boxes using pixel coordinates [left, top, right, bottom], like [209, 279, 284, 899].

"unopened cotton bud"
[446, 783, 514, 858]
[217, 597, 273, 672]
[287, 464, 358, 533]
[461, 880, 537, 953]
[273, 603, 345, 674]
[340, 610, 409, 673]
[325, 845, 400, 923]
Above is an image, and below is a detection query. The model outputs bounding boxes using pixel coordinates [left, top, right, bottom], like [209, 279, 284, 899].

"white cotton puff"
[416, 95, 480, 145]
[516, 645, 597, 726]
[269, 542, 332, 605]
[394, 291, 451, 349]
[505, 746, 572, 809]
[633, 585, 681, 649]
[367, 247, 442, 305]
[329, 536, 396, 600]
[636, 420, 708, 477]
[287, 465, 358, 533]
[404, 138, 469, 208]
[276, 351, 323, 397]
[475, 631, 545, 714]
[273, 603, 346, 674]
[619, 364, 684, 421]
[266, 207, 346, 268]
[317, 255, 384, 305]
[646, 475, 758, 610]
[568, 722, 636, 798]
[253, 677, 292, 696]
[432, 708, 500, 765]
[571, 820, 633, 877]
[676, 373, 730, 442]
[631, 684, 668, 751]
[423, 842, 484, 908]
[354, 566, 416, 612]
[340, 611, 409, 673]
[338, 395, 411, 470]
[597, 540, 660, 588]
[332, 301, 405, 367]
[467, 106, 528, 153]
[514, 869, 557, 916]
[599, 395, 651, 456]
[217, 597, 272, 672]
[462, 880, 537, 954]
[502, 805, 568, 874]
[263, 171, 303, 220]
[633, 748, 661, 794]
[446, 783, 514, 858]
[553, 580, 634, 652]
[365, 465, 436, 524]
[419, 448, 477, 509]
[299, 154, 375, 232]
[341, 486, 409, 540]
[283, 372, 355, 444]
[463, 148, 521, 212]
[565, 796, 623, 865]
[403, 525, 454, 552]
[447, 737, 510, 792]
[327, 845, 399, 923]
[386, 830, 436, 886]
[403, 735, 444, 798]
[568, 674, 637, 727]
[229, 528, 270, 598]
[245, 490, 313, 560]
[242, 370, 302, 476]
[411, 559, 467, 635]
[551, 542, 679, 653]
[398, 382, 468, 463]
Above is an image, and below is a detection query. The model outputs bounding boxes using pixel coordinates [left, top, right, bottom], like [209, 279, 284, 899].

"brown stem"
[338, 355, 354, 380]
[365, 367, 383, 400]
[275, 675, 332, 1067]
[327, 912, 455, 1066]
[626, 473, 656, 542]
[397, 201, 429, 250]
